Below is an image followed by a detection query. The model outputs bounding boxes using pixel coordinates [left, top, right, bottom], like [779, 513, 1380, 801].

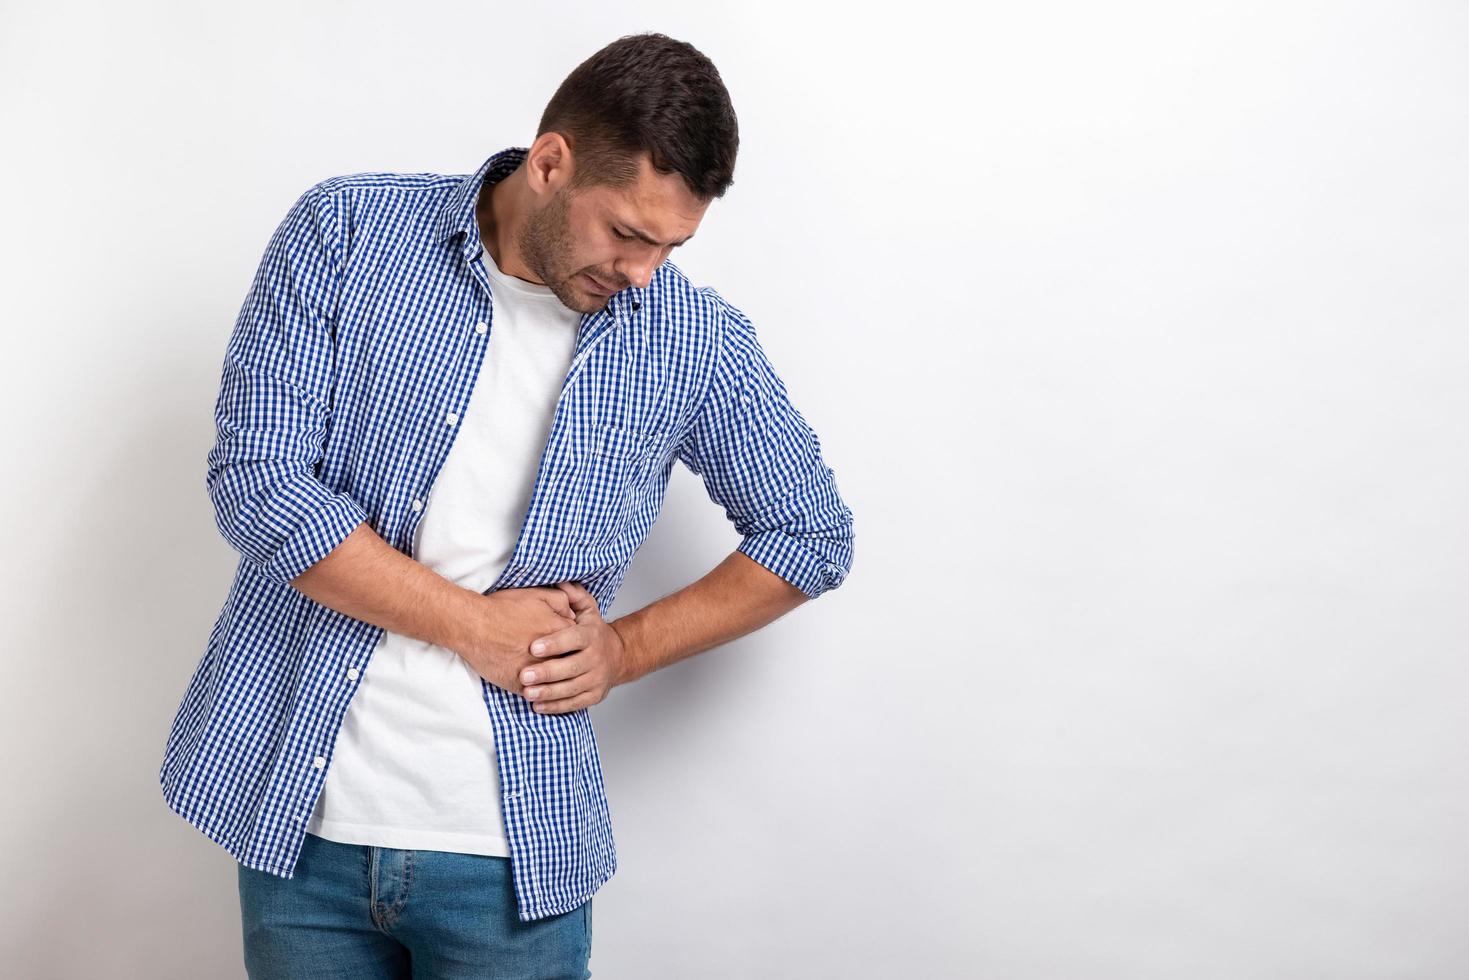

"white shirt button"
[445, 411, 459, 425]
[312, 755, 326, 769]
[475, 321, 488, 335]
[347, 668, 360, 680]
[411, 498, 424, 512]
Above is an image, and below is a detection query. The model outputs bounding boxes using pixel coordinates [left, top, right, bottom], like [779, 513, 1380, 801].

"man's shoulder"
[288, 168, 465, 257]
[652, 260, 741, 333]
[659, 264, 770, 361]
[313, 167, 462, 200]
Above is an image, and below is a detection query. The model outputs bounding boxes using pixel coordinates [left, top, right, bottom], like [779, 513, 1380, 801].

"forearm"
[608, 550, 809, 685]
[288, 521, 483, 653]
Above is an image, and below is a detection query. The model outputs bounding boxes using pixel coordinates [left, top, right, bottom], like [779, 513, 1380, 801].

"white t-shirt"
[305, 240, 583, 855]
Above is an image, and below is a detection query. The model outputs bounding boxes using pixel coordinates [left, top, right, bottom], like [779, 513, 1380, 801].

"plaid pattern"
[159, 145, 855, 921]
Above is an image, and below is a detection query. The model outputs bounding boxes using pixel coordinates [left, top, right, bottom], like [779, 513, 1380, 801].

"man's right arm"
[285, 525, 575, 693]
[205, 181, 571, 690]
[205, 182, 366, 587]
[289, 522, 488, 654]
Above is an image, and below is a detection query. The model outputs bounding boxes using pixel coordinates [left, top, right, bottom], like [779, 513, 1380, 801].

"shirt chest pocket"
[570, 422, 670, 550]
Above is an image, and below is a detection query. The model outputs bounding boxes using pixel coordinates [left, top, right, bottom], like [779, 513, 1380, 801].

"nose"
[612, 257, 657, 290]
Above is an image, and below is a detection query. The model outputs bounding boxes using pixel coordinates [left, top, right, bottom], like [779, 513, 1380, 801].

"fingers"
[532, 586, 576, 620]
[527, 689, 599, 714]
[528, 623, 586, 659]
[554, 581, 602, 620]
[519, 644, 591, 688]
[522, 670, 592, 705]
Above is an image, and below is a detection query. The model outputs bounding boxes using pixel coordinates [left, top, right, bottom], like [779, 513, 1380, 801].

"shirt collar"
[434, 146, 647, 316]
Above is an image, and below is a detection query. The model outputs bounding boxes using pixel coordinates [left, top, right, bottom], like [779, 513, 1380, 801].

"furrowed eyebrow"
[619, 223, 694, 248]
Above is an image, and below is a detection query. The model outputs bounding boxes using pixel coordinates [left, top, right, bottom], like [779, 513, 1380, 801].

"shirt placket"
[287, 261, 503, 842]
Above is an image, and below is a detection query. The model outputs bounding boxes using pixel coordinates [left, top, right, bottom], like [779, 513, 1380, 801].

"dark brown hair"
[537, 32, 740, 202]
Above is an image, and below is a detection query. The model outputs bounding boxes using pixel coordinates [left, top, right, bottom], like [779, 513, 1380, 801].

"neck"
[476, 165, 541, 283]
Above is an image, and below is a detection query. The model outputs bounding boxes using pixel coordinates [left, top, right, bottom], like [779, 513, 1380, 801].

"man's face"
[515, 151, 710, 314]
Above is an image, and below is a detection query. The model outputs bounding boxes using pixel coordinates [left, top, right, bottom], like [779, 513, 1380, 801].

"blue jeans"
[237, 832, 592, 979]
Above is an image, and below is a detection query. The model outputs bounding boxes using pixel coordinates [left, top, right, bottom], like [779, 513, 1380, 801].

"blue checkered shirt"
[158, 145, 855, 921]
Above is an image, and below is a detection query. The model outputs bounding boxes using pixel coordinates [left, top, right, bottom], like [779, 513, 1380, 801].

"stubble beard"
[515, 188, 605, 314]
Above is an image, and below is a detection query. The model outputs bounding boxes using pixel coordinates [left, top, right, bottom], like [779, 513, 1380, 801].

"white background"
[2, 1, 1466, 977]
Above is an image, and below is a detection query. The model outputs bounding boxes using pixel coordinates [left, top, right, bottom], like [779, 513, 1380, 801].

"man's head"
[479, 32, 739, 313]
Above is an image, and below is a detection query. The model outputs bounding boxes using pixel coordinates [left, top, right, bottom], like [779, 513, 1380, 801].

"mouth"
[582, 272, 620, 295]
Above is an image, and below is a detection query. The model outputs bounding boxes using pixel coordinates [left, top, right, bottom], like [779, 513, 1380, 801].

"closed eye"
[613, 225, 690, 248]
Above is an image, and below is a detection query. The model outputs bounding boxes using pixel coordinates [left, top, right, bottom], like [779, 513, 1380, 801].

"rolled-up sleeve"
[204, 182, 367, 586]
[675, 290, 855, 600]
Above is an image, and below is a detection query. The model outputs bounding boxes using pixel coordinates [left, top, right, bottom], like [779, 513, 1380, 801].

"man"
[160, 31, 854, 979]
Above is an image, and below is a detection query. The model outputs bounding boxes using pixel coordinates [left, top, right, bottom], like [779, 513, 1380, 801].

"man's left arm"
[516, 295, 855, 711]
[612, 293, 856, 681]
